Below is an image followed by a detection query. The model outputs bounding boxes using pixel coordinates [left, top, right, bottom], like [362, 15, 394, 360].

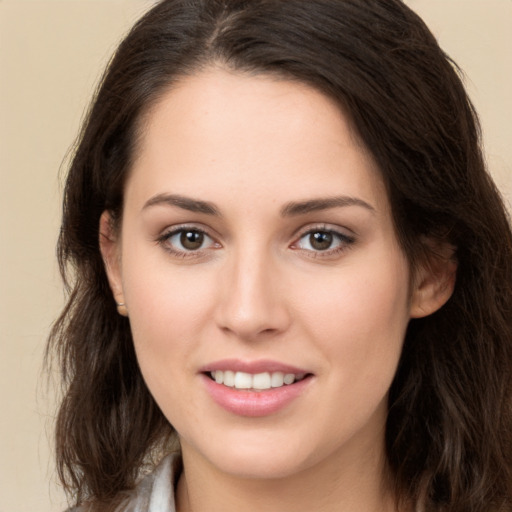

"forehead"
[126, 68, 388, 216]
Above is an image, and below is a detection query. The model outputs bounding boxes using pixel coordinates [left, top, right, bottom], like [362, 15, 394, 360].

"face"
[102, 68, 447, 482]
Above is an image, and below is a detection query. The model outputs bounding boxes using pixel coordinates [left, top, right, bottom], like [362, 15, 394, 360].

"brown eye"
[293, 228, 355, 255]
[309, 231, 333, 251]
[159, 227, 217, 257]
[180, 230, 204, 250]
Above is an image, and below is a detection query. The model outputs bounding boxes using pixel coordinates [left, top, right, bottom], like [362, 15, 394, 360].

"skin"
[101, 67, 455, 512]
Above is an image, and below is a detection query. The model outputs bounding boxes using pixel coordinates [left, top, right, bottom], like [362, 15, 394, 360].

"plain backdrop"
[0, 1, 510, 511]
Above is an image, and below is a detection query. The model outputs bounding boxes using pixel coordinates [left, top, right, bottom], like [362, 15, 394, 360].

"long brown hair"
[48, 1, 512, 510]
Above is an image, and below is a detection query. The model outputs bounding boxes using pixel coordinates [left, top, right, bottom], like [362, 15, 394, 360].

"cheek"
[120, 245, 218, 372]
[296, 254, 410, 379]
[122, 262, 219, 428]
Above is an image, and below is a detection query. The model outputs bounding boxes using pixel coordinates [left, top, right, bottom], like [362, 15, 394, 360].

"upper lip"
[200, 358, 310, 375]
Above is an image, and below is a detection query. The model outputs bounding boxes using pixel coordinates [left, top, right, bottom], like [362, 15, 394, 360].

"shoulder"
[65, 453, 181, 512]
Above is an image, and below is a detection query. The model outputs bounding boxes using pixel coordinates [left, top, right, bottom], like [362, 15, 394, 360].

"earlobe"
[409, 241, 457, 319]
[99, 211, 128, 316]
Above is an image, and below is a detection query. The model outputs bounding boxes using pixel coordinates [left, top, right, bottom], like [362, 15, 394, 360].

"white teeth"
[252, 372, 271, 390]
[271, 372, 284, 387]
[210, 370, 304, 389]
[234, 371, 252, 389]
[283, 373, 295, 385]
[224, 370, 235, 387]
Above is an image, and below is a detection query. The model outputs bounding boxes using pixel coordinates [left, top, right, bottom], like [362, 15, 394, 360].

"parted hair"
[48, 1, 512, 511]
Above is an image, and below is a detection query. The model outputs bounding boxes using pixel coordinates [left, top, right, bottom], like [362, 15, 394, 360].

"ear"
[99, 210, 128, 316]
[409, 239, 457, 319]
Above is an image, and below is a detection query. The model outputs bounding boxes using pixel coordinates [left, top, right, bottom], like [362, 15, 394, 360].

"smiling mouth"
[207, 370, 308, 391]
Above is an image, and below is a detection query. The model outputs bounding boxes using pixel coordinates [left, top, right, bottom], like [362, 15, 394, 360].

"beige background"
[0, 1, 510, 511]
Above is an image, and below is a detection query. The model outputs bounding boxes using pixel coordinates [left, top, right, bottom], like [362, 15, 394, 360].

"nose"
[214, 247, 291, 341]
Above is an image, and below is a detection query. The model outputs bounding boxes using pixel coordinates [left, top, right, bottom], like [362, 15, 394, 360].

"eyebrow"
[280, 196, 376, 216]
[142, 193, 221, 215]
[142, 193, 375, 217]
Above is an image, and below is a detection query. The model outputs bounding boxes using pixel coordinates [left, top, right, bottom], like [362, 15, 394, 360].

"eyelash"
[156, 224, 356, 260]
[291, 225, 356, 258]
[156, 226, 218, 259]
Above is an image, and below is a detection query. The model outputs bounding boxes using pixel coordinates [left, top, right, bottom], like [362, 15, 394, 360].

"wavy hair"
[48, 1, 512, 510]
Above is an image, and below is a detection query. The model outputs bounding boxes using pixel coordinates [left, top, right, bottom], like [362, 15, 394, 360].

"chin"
[181, 427, 325, 481]
[212, 449, 311, 480]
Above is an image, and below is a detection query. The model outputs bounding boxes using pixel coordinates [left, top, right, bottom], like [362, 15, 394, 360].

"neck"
[176, 439, 400, 512]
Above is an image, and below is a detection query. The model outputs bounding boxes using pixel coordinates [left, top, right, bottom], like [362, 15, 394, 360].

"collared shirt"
[68, 453, 181, 512]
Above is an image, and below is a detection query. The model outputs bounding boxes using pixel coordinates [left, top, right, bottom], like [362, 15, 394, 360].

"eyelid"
[155, 222, 356, 260]
[290, 223, 356, 256]
[157, 222, 219, 239]
[291, 223, 355, 241]
[156, 223, 221, 258]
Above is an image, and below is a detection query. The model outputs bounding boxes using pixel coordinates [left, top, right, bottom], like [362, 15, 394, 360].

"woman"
[49, 0, 512, 511]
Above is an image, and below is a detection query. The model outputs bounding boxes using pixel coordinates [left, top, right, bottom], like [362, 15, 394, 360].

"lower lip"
[202, 374, 312, 417]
